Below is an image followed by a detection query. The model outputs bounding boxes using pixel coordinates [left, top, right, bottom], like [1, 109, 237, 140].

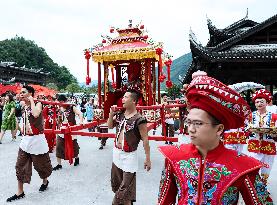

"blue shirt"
[85, 103, 94, 121]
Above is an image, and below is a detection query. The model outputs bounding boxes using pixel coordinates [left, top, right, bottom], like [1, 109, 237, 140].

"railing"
[39, 100, 187, 142]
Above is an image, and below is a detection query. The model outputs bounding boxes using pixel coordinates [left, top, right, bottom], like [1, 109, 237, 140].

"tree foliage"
[46, 83, 58, 91]
[0, 36, 77, 89]
[65, 83, 81, 94]
[166, 83, 182, 100]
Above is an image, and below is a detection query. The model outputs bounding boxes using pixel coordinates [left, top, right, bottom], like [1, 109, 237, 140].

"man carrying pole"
[108, 89, 151, 205]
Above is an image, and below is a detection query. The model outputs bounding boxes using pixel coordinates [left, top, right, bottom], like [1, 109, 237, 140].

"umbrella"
[29, 84, 57, 97]
[228, 82, 265, 93]
[0, 84, 21, 94]
[0, 83, 57, 97]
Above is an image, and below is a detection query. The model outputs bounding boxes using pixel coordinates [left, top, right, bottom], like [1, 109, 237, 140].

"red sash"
[62, 122, 74, 164]
[248, 139, 276, 155]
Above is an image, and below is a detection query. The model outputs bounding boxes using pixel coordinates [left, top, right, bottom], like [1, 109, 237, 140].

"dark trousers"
[111, 163, 136, 204]
[16, 149, 52, 184]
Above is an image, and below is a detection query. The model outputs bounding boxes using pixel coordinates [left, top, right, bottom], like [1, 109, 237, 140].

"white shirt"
[113, 118, 138, 173]
[20, 134, 49, 155]
[267, 105, 277, 114]
[165, 118, 174, 125]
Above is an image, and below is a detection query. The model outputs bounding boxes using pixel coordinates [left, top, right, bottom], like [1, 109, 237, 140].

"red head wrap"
[252, 89, 272, 103]
[186, 73, 251, 130]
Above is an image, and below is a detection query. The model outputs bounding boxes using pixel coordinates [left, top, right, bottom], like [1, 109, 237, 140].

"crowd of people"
[1, 70, 277, 204]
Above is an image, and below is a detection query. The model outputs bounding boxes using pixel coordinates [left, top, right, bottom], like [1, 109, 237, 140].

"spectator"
[0, 93, 17, 143]
[80, 98, 87, 117]
[85, 97, 95, 132]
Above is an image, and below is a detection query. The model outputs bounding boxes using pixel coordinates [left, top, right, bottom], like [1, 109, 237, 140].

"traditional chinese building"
[185, 12, 277, 94]
[0, 62, 48, 85]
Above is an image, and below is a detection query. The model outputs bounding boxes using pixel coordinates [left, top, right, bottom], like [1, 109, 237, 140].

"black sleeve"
[137, 116, 147, 126]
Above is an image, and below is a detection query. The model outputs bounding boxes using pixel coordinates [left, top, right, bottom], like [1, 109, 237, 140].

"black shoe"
[6, 192, 25, 202]
[18, 133, 22, 136]
[39, 180, 49, 192]
[165, 141, 168, 144]
[99, 145, 104, 150]
[0, 141, 2, 144]
[53, 164, 62, 171]
[74, 158, 79, 166]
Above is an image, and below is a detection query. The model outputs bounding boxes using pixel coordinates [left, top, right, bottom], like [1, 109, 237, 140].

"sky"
[0, 0, 276, 83]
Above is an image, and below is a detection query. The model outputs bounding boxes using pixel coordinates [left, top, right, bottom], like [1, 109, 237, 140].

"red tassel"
[86, 76, 91, 85]
[84, 50, 91, 85]
[63, 123, 74, 165]
[165, 59, 172, 87]
[156, 48, 165, 82]
[110, 65, 116, 89]
[166, 80, 173, 88]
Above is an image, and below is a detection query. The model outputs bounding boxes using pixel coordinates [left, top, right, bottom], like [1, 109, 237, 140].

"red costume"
[245, 89, 277, 184]
[158, 72, 273, 204]
[158, 143, 272, 205]
[223, 127, 248, 153]
[42, 105, 56, 152]
[57, 105, 78, 164]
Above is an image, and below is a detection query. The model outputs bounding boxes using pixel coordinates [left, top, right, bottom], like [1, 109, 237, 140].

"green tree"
[46, 83, 58, 91]
[0, 36, 77, 89]
[65, 83, 81, 94]
[166, 83, 182, 100]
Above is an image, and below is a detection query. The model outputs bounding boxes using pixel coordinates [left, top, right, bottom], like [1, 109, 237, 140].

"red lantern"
[112, 82, 117, 89]
[165, 59, 172, 86]
[86, 76, 91, 85]
[155, 48, 163, 55]
[84, 50, 91, 60]
[102, 39, 106, 43]
[159, 74, 166, 82]
[156, 48, 165, 82]
[84, 50, 91, 85]
[166, 80, 173, 88]
[140, 25, 144, 29]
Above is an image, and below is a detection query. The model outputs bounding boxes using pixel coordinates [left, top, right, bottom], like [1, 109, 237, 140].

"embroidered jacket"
[23, 104, 44, 135]
[223, 128, 248, 145]
[158, 143, 273, 205]
[43, 105, 57, 127]
[57, 105, 77, 164]
[58, 105, 76, 126]
[115, 112, 147, 152]
[246, 111, 277, 155]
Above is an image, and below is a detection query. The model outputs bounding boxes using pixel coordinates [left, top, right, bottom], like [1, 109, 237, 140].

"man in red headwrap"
[157, 71, 273, 205]
[245, 89, 277, 185]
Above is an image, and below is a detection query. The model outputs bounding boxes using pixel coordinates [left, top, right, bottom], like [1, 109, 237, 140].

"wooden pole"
[144, 60, 149, 105]
[147, 59, 153, 105]
[116, 65, 121, 89]
[98, 62, 102, 108]
[104, 63, 108, 102]
[158, 60, 161, 104]
[152, 60, 156, 104]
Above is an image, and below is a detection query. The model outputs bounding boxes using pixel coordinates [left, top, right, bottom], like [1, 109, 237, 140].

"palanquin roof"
[91, 24, 162, 63]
